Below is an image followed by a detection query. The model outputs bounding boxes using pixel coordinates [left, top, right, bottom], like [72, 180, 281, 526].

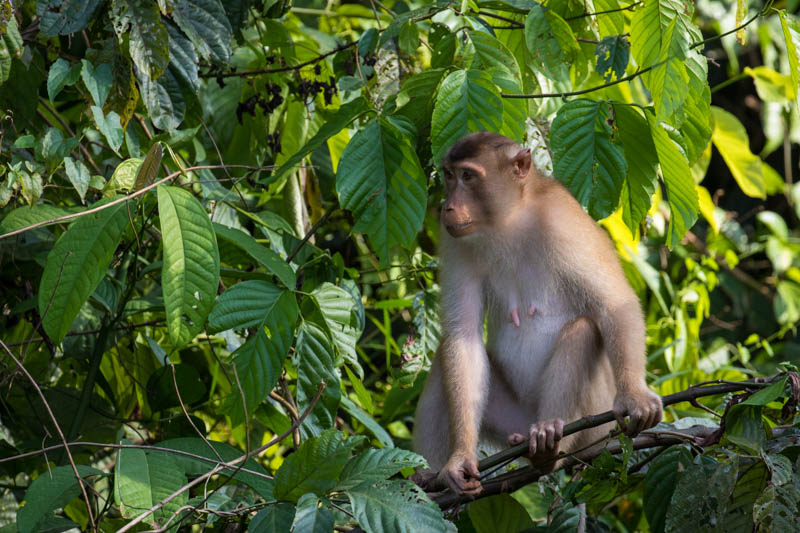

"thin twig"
[285, 208, 336, 263]
[0, 164, 275, 241]
[0, 339, 97, 531]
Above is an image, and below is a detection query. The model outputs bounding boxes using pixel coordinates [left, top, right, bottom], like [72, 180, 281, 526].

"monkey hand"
[438, 452, 482, 496]
[509, 418, 564, 470]
[613, 387, 663, 437]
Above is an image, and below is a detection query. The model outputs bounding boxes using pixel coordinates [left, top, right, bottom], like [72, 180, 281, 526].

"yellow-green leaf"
[710, 106, 765, 199]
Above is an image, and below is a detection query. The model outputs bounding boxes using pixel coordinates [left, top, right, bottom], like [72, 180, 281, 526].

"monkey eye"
[443, 169, 455, 181]
[461, 170, 475, 182]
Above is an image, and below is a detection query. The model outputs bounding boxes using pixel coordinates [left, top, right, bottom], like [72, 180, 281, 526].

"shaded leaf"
[347, 480, 454, 533]
[595, 35, 629, 82]
[37, 0, 103, 37]
[17, 465, 102, 533]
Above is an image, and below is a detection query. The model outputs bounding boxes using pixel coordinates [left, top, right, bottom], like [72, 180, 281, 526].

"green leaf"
[775, 280, 800, 324]
[90, 106, 123, 152]
[38, 199, 130, 342]
[208, 280, 294, 332]
[665, 457, 738, 533]
[468, 494, 535, 533]
[36, 0, 103, 37]
[337, 448, 426, 490]
[396, 68, 445, 128]
[347, 480, 454, 533]
[650, 19, 689, 124]
[646, 112, 698, 248]
[308, 282, 363, 370]
[133, 143, 163, 191]
[294, 321, 342, 436]
[111, 0, 169, 80]
[643, 446, 693, 533]
[430, 69, 504, 165]
[467, 30, 520, 79]
[752, 481, 800, 532]
[249, 503, 296, 532]
[172, 0, 232, 63]
[399, 21, 420, 55]
[229, 293, 297, 416]
[595, 36, 629, 82]
[213, 223, 296, 288]
[545, 503, 583, 532]
[336, 118, 427, 266]
[137, 66, 186, 131]
[613, 104, 658, 235]
[524, 3, 578, 82]
[680, 85, 712, 165]
[0, 18, 22, 85]
[779, 11, 800, 113]
[47, 58, 82, 102]
[745, 66, 795, 103]
[166, 21, 199, 91]
[293, 493, 334, 533]
[105, 158, 143, 195]
[114, 443, 188, 524]
[711, 106, 765, 199]
[157, 437, 273, 498]
[80, 60, 112, 107]
[0, 204, 84, 234]
[157, 185, 220, 348]
[550, 99, 627, 219]
[274, 429, 355, 502]
[63, 156, 90, 201]
[340, 396, 395, 448]
[722, 460, 768, 532]
[17, 465, 102, 533]
[726, 404, 767, 453]
[743, 377, 788, 406]
[147, 364, 206, 411]
[270, 97, 371, 184]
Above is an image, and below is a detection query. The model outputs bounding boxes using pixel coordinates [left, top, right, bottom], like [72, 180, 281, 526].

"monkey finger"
[465, 462, 481, 480]
[508, 433, 525, 446]
[536, 428, 548, 453]
[553, 419, 564, 441]
[613, 410, 628, 434]
[544, 425, 556, 450]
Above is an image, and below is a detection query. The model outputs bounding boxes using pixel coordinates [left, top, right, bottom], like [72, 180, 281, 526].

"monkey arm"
[438, 261, 489, 458]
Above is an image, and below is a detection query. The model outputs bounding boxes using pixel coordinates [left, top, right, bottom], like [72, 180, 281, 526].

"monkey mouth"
[445, 221, 475, 236]
[446, 221, 473, 231]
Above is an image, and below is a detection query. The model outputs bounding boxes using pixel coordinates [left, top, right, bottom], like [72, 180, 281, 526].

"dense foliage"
[1, 0, 800, 531]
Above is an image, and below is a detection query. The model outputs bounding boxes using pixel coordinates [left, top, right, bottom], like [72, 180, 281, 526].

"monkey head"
[440, 132, 532, 238]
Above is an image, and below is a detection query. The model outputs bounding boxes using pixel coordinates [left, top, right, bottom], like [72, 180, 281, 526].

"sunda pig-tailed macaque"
[413, 132, 662, 495]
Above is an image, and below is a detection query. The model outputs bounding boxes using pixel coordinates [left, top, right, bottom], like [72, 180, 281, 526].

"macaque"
[413, 132, 662, 495]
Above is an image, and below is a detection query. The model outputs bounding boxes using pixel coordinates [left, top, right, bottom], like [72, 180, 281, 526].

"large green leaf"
[0, 204, 84, 234]
[293, 493, 334, 533]
[337, 448, 426, 490]
[722, 460, 768, 532]
[613, 104, 658, 235]
[711, 106, 765, 199]
[37, 0, 103, 37]
[111, 0, 169, 80]
[431, 69, 504, 164]
[550, 99, 627, 220]
[752, 478, 800, 533]
[166, 21, 199, 92]
[213, 223, 295, 288]
[270, 97, 371, 183]
[396, 68, 446, 128]
[137, 65, 186, 131]
[273, 429, 356, 502]
[38, 199, 130, 343]
[294, 321, 342, 437]
[249, 503, 296, 532]
[307, 282, 363, 371]
[336, 117, 427, 266]
[348, 480, 454, 533]
[779, 11, 800, 113]
[208, 280, 294, 332]
[680, 85, 712, 166]
[665, 457, 738, 533]
[468, 494, 535, 533]
[524, 2, 578, 82]
[157, 185, 220, 348]
[595, 35, 629, 83]
[172, 0, 232, 63]
[643, 446, 693, 533]
[650, 19, 689, 124]
[114, 443, 188, 525]
[0, 18, 22, 85]
[646, 112, 698, 248]
[17, 465, 102, 533]
[228, 290, 297, 417]
[467, 30, 521, 79]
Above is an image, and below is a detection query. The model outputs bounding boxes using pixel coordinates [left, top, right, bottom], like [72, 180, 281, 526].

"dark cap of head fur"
[442, 132, 517, 166]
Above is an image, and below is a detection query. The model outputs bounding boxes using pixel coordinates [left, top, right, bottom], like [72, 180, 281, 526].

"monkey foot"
[511, 307, 520, 327]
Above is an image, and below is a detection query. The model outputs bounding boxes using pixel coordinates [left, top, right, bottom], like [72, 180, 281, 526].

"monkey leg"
[510, 316, 616, 467]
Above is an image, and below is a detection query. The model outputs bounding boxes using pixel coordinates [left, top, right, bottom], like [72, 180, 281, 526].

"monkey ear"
[512, 148, 532, 179]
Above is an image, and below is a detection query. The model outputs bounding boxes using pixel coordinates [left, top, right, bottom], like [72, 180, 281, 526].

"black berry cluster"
[294, 76, 337, 105]
[235, 83, 284, 123]
[267, 131, 281, 154]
